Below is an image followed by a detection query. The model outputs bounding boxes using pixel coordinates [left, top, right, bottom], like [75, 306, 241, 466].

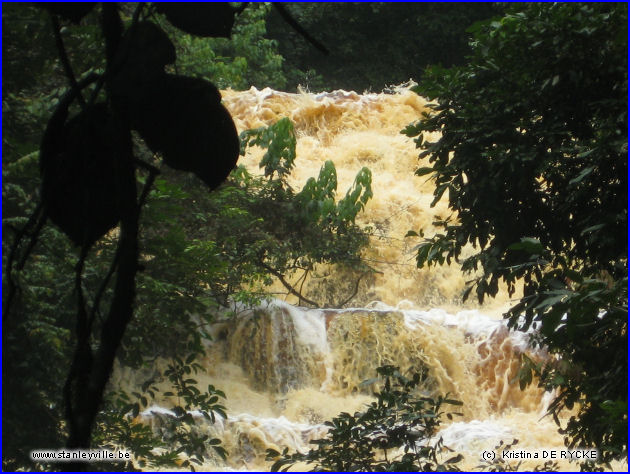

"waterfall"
[120, 86, 618, 471]
[135, 299, 563, 470]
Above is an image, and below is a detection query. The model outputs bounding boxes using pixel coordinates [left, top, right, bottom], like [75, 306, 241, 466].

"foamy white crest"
[274, 300, 328, 355]
[436, 420, 513, 452]
[230, 413, 327, 451]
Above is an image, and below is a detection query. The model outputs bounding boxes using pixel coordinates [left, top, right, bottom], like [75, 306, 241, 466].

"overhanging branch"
[259, 260, 320, 307]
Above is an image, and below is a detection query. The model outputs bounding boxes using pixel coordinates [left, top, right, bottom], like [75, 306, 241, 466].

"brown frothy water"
[222, 85, 521, 314]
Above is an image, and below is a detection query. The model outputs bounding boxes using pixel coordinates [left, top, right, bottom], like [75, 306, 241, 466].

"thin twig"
[136, 160, 160, 210]
[16, 214, 47, 272]
[335, 270, 373, 308]
[75, 245, 90, 339]
[131, 2, 144, 25]
[273, 4, 329, 54]
[297, 267, 310, 299]
[87, 247, 121, 332]
[259, 261, 320, 307]
[87, 159, 159, 332]
[87, 75, 106, 106]
[3, 203, 46, 322]
[51, 14, 86, 109]
[134, 158, 160, 177]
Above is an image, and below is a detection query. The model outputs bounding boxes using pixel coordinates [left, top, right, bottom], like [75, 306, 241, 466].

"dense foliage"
[3, 118, 372, 471]
[22, 2, 241, 457]
[265, 2, 502, 91]
[2, 3, 373, 470]
[3, 5, 94, 468]
[167, 3, 287, 90]
[404, 2, 627, 465]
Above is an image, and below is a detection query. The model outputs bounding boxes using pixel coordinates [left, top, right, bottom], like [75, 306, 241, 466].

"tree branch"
[335, 269, 374, 308]
[273, 3, 329, 54]
[86, 162, 158, 332]
[64, 245, 93, 464]
[50, 13, 86, 109]
[3, 202, 46, 323]
[259, 260, 320, 307]
[297, 266, 310, 299]
[87, 247, 120, 330]
[64, 5, 140, 459]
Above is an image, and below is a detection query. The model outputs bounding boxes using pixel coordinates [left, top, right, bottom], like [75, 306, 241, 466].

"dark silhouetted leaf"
[117, 21, 176, 76]
[119, 74, 239, 189]
[156, 3, 237, 38]
[415, 166, 434, 177]
[41, 3, 96, 23]
[507, 237, 544, 254]
[40, 102, 135, 247]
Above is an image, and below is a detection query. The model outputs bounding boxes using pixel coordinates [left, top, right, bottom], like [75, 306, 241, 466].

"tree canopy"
[404, 2, 627, 464]
[2, 3, 373, 469]
[265, 2, 503, 92]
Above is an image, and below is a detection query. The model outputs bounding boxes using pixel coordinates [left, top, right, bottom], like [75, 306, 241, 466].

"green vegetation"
[266, 2, 503, 91]
[3, 2, 626, 472]
[268, 366, 562, 472]
[3, 115, 371, 470]
[91, 357, 229, 471]
[267, 366, 465, 472]
[404, 2, 627, 466]
[168, 3, 287, 90]
[2, 3, 372, 470]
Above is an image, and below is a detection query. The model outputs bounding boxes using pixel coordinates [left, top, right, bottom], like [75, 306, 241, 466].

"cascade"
[132, 300, 560, 471]
[118, 86, 621, 471]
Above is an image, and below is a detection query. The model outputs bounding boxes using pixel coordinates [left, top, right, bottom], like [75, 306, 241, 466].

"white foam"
[436, 420, 513, 452]
[276, 300, 328, 355]
[141, 406, 327, 455]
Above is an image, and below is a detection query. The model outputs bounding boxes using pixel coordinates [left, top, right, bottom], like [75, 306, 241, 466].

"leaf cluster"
[92, 353, 228, 471]
[157, 117, 374, 309]
[404, 3, 626, 300]
[267, 365, 464, 472]
[169, 3, 287, 90]
[404, 2, 627, 463]
[515, 277, 627, 466]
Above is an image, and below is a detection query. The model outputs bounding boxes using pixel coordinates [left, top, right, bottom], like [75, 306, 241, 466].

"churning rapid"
[115, 86, 588, 471]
